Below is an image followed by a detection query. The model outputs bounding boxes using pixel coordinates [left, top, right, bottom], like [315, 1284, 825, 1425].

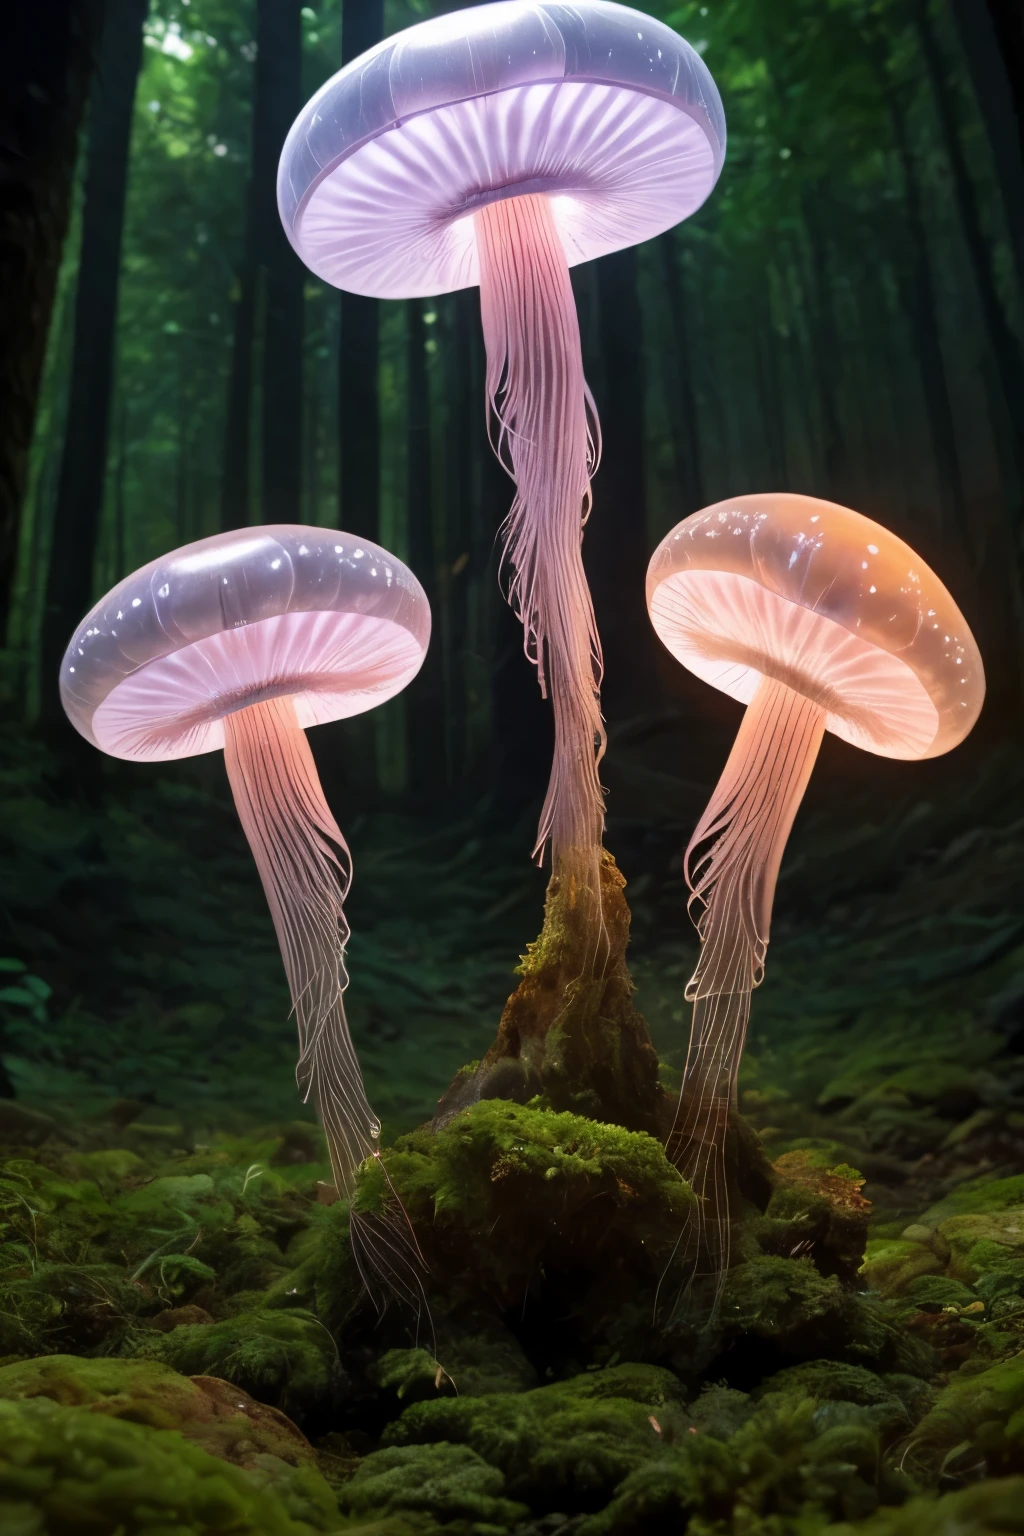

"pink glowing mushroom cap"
[277, 0, 725, 299]
[60, 526, 431, 762]
[646, 493, 985, 761]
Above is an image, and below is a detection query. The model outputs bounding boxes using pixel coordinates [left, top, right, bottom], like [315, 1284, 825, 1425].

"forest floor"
[2, 717, 1024, 1533]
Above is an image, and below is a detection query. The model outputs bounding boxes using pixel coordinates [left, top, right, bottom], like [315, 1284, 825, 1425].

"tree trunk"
[802, 206, 845, 495]
[949, 0, 1024, 299]
[39, 0, 148, 719]
[256, 0, 303, 521]
[587, 245, 659, 717]
[442, 289, 475, 787]
[0, 0, 104, 642]
[405, 299, 445, 796]
[875, 56, 967, 541]
[657, 232, 705, 513]
[220, 233, 255, 530]
[754, 277, 788, 490]
[221, 0, 303, 531]
[338, 0, 383, 541]
[916, 0, 1024, 494]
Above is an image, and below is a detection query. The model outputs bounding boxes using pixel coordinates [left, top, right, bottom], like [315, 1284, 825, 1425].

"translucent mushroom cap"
[61, 526, 431, 762]
[646, 493, 985, 761]
[278, 0, 725, 299]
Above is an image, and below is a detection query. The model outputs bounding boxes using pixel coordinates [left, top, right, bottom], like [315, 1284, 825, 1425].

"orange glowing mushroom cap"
[646, 492, 984, 760]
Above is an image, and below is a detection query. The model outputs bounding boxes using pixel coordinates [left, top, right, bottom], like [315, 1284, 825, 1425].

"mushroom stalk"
[666, 676, 824, 1312]
[223, 693, 422, 1308]
[475, 192, 606, 967]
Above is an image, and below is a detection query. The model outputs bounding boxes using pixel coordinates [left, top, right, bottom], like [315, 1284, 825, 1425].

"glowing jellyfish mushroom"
[646, 493, 985, 1311]
[278, 0, 725, 962]
[60, 526, 430, 1303]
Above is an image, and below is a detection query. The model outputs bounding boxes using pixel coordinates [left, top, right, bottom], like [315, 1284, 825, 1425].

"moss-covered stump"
[333, 1099, 695, 1367]
[437, 850, 667, 1136]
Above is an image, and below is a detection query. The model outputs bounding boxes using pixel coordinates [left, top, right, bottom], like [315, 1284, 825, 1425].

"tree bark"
[256, 0, 303, 521]
[221, 0, 303, 531]
[754, 282, 788, 491]
[39, 0, 148, 719]
[657, 232, 705, 513]
[405, 299, 445, 796]
[875, 53, 967, 540]
[587, 245, 659, 717]
[0, 0, 104, 640]
[337, 0, 383, 541]
[220, 227, 255, 530]
[442, 289, 475, 787]
[949, 0, 1024, 299]
[802, 205, 846, 495]
[915, 0, 1024, 494]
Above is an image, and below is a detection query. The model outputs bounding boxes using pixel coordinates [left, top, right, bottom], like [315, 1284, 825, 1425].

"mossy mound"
[900, 1349, 1024, 1481]
[350, 1097, 693, 1361]
[153, 1309, 343, 1419]
[384, 1363, 685, 1511]
[339, 1442, 528, 1527]
[716, 1256, 929, 1378]
[0, 1394, 330, 1535]
[0, 1355, 340, 1528]
[832, 1477, 1024, 1534]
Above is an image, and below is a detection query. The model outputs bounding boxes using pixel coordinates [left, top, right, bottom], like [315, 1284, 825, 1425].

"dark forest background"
[2, 0, 1024, 1136]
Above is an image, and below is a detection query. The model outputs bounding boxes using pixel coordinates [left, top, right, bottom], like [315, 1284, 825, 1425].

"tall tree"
[441, 290, 475, 787]
[866, 21, 968, 539]
[948, 0, 1024, 299]
[39, 0, 149, 719]
[914, 0, 1024, 496]
[802, 204, 846, 494]
[0, 0, 104, 640]
[256, 0, 303, 522]
[587, 245, 659, 716]
[657, 233, 705, 514]
[221, 0, 304, 530]
[405, 299, 445, 794]
[338, 0, 383, 540]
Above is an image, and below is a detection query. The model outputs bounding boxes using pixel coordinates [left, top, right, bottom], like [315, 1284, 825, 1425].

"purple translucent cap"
[60, 525, 431, 762]
[278, 0, 726, 299]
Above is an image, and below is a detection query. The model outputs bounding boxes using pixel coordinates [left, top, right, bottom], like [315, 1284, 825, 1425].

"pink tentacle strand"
[474, 193, 607, 972]
[661, 676, 825, 1320]
[223, 695, 427, 1323]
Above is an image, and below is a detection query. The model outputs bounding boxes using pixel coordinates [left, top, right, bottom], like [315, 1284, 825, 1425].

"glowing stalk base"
[666, 676, 825, 1317]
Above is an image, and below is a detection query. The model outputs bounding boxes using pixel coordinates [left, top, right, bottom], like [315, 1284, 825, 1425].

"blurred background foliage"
[1, 0, 1023, 1140]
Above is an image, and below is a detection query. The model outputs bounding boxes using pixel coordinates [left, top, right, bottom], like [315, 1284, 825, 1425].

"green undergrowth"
[4, 731, 1024, 1529]
[2, 1084, 1024, 1534]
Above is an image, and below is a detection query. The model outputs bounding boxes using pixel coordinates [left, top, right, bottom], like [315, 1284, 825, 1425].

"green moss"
[384, 1363, 684, 1509]
[0, 1394, 322, 1535]
[936, 1210, 1024, 1289]
[575, 1441, 736, 1535]
[350, 1099, 691, 1347]
[859, 1238, 944, 1298]
[899, 1275, 978, 1313]
[830, 1477, 1024, 1534]
[924, 1176, 1024, 1220]
[155, 1308, 340, 1418]
[902, 1349, 1024, 1480]
[339, 1443, 528, 1526]
[753, 1362, 915, 1438]
[719, 1256, 928, 1373]
[0, 1354, 340, 1527]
